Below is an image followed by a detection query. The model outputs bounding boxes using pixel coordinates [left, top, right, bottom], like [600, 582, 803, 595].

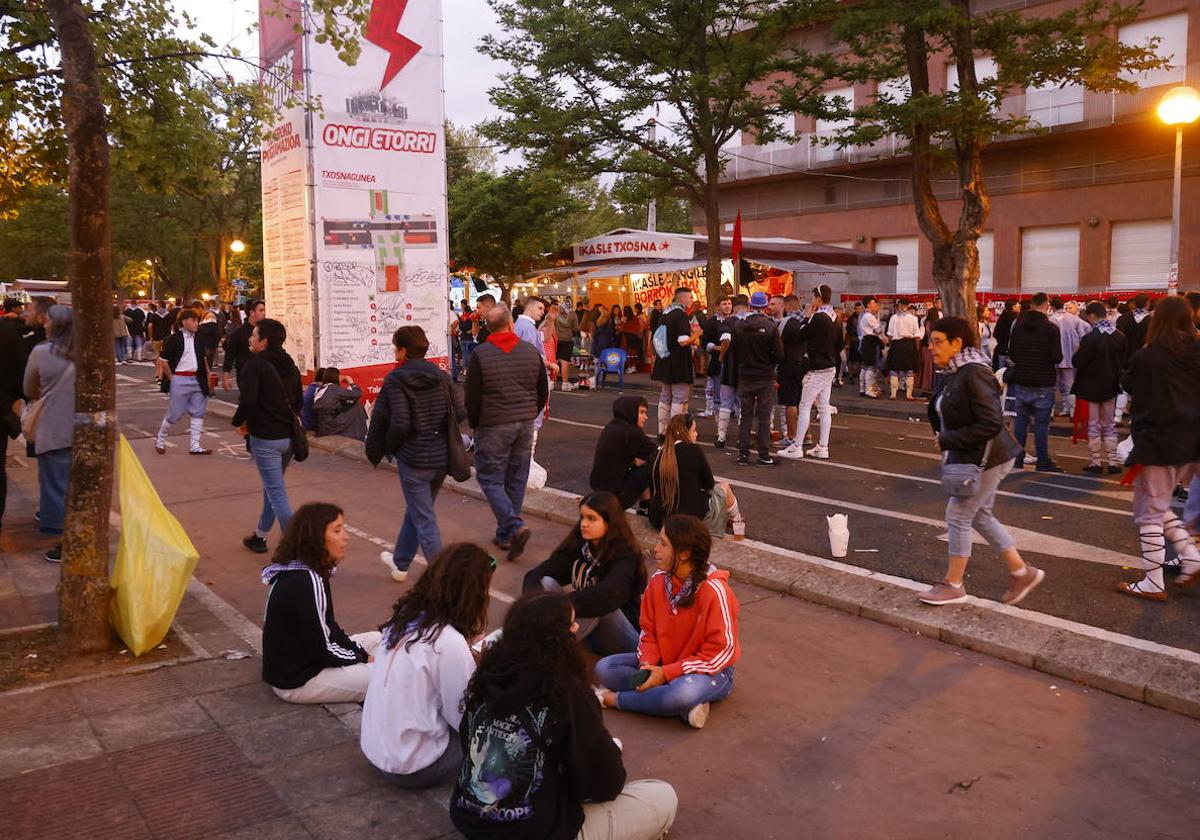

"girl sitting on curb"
[595, 514, 741, 730]
[649, 413, 745, 538]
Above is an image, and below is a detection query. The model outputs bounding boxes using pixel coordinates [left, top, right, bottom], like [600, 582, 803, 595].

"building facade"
[707, 0, 1199, 296]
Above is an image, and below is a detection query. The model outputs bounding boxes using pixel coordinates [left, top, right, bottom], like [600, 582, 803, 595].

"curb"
[204, 399, 1200, 720]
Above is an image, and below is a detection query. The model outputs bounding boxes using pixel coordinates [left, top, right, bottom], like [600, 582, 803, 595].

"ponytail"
[654, 414, 693, 513]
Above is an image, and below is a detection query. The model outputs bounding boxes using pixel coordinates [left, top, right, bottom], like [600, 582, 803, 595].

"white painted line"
[184, 578, 264, 653]
[114, 372, 143, 384]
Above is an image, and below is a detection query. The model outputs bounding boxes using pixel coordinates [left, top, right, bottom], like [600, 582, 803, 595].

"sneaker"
[776, 444, 804, 460]
[1023, 454, 1036, 465]
[507, 527, 532, 563]
[44, 544, 62, 563]
[1106, 465, 1123, 475]
[635, 502, 650, 518]
[242, 534, 268, 554]
[918, 581, 968, 605]
[1036, 462, 1066, 473]
[756, 454, 776, 466]
[736, 453, 750, 466]
[777, 437, 793, 450]
[685, 702, 710, 730]
[1002, 566, 1045, 606]
[1083, 464, 1104, 474]
[697, 410, 714, 418]
[379, 551, 408, 583]
[805, 446, 829, 460]
[714, 437, 726, 450]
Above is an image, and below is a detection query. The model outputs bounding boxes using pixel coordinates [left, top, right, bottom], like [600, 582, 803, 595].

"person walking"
[1115, 297, 1200, 601]
[919, 317, 1045, 606]
[1007, 292, 1064, 472]
[775, 295, 807, 449]
[222, 298, 265, 390]
[732, 291, 782, 466]
[111, 305, 131, 364]
[552, 298, 579, 389]
[124, 300, 146, 361]
[465, 306, 549, 562]
[22, 305, 76, 561]
[990, 299, 1020, 369]
[154, 309, 212, 456]
[858, 296, 886, 398]
[366, 326, 467, 582]
[1115, 292, 1152, 352]
[1049, 297, 1091, 418]
[700, 295, 733, 418]
[885, 298, 921, 400]
[651, 287, 699, 440]
[1, 300, 28, 538]
[778, 285, 842, 460]
[232, 317, 303, 554]
[1071, 301, 1128, 475]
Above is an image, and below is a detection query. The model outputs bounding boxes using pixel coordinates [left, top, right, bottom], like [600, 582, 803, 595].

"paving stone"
[91, 696, 217, 752]
[260, 740, 386, 811]
[0, 716, 103, 779]
[173, 656, 263, 696]
[225, 705, 355, 766]
[299, 784, 453, 840]
[196, 680, 293, 726]
[1144, 656, 1200, 718]
[211, 815, 314, 840]
[70, 666, 190, 714]
[857, 584, 959, 640]
[0, 683, 80, 727]
[338, 708, 363, 734]
[1033, 630, 1160, 702]
[10, 561, 60, 597]
[113, 730, 288, 840]
[0, 754, 150, 839]
[938, 607, 1058, 668]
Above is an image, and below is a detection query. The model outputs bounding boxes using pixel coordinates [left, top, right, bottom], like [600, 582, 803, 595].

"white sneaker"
[776, 443, 804, 460]
[806, 446, 830, 460]
[685, 702, 710, 729]
[379, 550, 408, 583]
[1023, 454, 1036, 465]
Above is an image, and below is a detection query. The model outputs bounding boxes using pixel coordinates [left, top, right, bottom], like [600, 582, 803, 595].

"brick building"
[707, 0, 1199, 297]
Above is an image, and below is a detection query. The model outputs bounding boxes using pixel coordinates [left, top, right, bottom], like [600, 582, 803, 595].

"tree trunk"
[217, 233, 233, 303]
[46, 0, 115, 654]
[702, 159, 723, 308]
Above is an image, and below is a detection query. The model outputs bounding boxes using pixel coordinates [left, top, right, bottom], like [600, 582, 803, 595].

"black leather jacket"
[929, 362, 1022, 468]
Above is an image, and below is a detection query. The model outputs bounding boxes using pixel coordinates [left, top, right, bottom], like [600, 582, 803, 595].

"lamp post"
[1157, 85, 1200, 293]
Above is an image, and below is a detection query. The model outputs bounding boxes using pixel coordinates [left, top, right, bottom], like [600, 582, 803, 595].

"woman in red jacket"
[595, 514, 740, 729]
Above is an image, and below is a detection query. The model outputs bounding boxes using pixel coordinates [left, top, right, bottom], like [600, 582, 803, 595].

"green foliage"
[446, 121, 497, 187]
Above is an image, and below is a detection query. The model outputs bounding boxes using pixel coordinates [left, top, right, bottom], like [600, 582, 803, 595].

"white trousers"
[578, 779, 678, 840]
[271, 631, 383, 705]
[797, 368, 836, 448]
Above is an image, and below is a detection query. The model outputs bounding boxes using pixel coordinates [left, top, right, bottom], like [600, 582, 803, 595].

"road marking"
[717, 474, 1139, 568]
[874, 447, 1132, 498]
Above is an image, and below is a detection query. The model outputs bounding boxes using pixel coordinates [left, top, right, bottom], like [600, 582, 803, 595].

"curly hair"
[550, 491, 647, 593]
[270, 502, 343, 578]
[380, 543, 493, 651]
[464, 591, 588, 718]
[663, 514, 713, 609]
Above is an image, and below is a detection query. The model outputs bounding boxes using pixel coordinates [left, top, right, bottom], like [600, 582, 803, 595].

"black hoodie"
[366, 358, 467, 469]
[589, 395, 655, 493]
[231, 347, 303, 440]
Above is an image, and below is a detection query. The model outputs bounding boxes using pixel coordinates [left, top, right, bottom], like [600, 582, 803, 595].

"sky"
[177, 0, 509, 130]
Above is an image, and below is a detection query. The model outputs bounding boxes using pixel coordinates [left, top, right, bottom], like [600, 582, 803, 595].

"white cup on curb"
[827, 514, 849, 558]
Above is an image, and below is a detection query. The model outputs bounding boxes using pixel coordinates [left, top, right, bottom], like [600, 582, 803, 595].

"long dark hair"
[464, 591, 587, 717]
[662, 514, 713, 609]
[551, 491, 646, 592]
[271, 502, 343, 578]
[653, 413, 695, 515]
[1146, 295, 1196, 355]
[380, 543, 493, 651]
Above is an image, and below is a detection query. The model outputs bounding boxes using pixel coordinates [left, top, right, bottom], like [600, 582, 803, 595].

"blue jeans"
[38, 447, 71, 535]
[1011, 384, 1054, 466]
[393, 464, 446, 571]
[537, 577, 640, 656]
[114, 337, 127, 362]
[945, 461, 1016, 557]
[250, 435, 293, 537]
[459, 339, 477, 377]
[595, 652, 734, 716]
[473, 420, 534, 542]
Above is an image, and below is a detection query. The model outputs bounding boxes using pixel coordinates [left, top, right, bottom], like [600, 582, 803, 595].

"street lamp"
[229, 239, 246, 254]
[1157, 85, 1200, 293]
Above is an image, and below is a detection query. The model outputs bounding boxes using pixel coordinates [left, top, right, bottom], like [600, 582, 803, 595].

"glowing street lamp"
[229, 239, 246, 254]
[1158, 85, 1200, 293]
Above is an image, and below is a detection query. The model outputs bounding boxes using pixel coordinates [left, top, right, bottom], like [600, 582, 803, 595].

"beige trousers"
[577, 779, 678, 840]
[271, 631, 383, 705]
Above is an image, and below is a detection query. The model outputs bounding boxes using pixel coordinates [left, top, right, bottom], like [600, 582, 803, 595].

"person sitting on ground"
[261, 502, 382, 704]
[300, 367, 324, 432]
[595, 515, 740, 730]
[649, 413, 743, 538]
[522, 491, 647, 656]
[361, 543, 494, 789]
[313, 366, 368, 440]
[589, 395, 656, 513]
[451, 591, 678, 840]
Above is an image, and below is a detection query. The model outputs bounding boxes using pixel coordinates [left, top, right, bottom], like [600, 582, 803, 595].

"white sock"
[1164, 514, 1200, 576]
[1134, 525, 1166, 592]
[156, 418, 171, 447]
[717, 409, 731, 440]
[728, 497, 743, 522]
[189, 416, 204, 451]
[658, 396, 670, 435]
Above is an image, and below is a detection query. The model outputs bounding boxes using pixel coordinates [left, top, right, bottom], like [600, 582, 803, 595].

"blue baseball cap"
[749, 291, 769, 309]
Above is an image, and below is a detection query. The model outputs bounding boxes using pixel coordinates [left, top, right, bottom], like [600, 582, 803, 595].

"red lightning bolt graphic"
[365, 0, 421, 90]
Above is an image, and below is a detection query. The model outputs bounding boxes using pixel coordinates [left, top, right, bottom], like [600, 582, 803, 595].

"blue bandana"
[1094, 319, 1116, 335]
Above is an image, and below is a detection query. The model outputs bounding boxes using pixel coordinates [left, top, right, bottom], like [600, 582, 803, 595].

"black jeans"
[738, 378, 776, 457]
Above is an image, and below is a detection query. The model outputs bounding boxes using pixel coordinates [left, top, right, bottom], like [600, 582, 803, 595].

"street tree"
[481, 0, 830, 305]
[782, 0, 1165, 319]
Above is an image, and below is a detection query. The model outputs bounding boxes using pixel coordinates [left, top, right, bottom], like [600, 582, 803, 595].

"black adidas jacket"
[262, 566, 367, 690]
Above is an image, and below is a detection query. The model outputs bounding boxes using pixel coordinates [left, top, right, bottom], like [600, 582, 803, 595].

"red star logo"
[365, 0, 421, 90]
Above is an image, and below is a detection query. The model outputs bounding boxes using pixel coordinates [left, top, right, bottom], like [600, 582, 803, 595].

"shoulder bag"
[443, 379, 472, 482]
[263, 361, 308, 463]
[940, 437, 993, 498]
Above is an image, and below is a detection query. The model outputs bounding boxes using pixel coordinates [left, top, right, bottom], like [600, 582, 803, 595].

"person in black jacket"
[452, 591, 677, 840]
[1115, 297, 1200, 601]
[699, 295, 733, 417]
[366, 326, 467, 582]
[124, 301, 146, 361]
[715, 294, 749, 448]
[523, 492, 647, 655]
[0, 300, 27, 536]
[649, 414, 743, 537]
[1115, 292, 1151, 352]
[919, 317, 1046, 607]
[261, 502, 382, 703]
[222, 298, 265, 390]
[1071, 301, 1128, 475]
[1007, 293, 1064, 472]
[153, 309, 212, 456]
[232, 318, 304, 554]
[732, 291, 783, 466]
[779, 285, 843, 461]
[991, 299, 1020, 369]
[589, 395, 655, 511]
[650, 287, 698, 440]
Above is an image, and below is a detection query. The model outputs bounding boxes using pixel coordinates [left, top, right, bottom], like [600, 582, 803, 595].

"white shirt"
[886, 310, 921, 340]
[176, 330, 198, 373]
[360, 625, 475, 775]
[859, 310, 883, 340]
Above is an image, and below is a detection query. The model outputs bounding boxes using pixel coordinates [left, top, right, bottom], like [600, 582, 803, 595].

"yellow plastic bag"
[109, 435, 200, 655]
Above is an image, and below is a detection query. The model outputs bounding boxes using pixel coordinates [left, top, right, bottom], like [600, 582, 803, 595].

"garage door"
[976, 232, 994, 292]
[1110, 219, 1170, 290]
[874, 236, 919, 294]
[1020, 225, 1079, 291]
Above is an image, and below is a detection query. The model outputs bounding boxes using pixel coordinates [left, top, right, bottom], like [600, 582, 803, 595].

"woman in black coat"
[919, 317, 1045, 608]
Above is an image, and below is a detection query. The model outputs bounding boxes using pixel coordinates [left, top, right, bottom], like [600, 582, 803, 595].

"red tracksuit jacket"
[637, 567, 740, 681]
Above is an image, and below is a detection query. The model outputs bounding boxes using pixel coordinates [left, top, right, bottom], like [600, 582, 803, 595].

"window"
[765, 112, 795, 147]
[1110, 220, 1171, 289]
[946, 56, 998, 92]
[1025, 82, 1084, 127]
[1120, 13, 1188, 87]
[874, 236, 920, 294]
[815, 86, 854, 162]
[1020, 225, 1079, 291]
[875, 77, 911, 104]
[721, 131, 744, 150]
[976, 232, 994, 292]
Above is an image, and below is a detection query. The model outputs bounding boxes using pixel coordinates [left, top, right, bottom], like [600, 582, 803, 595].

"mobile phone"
[629, 668, 651, 689]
